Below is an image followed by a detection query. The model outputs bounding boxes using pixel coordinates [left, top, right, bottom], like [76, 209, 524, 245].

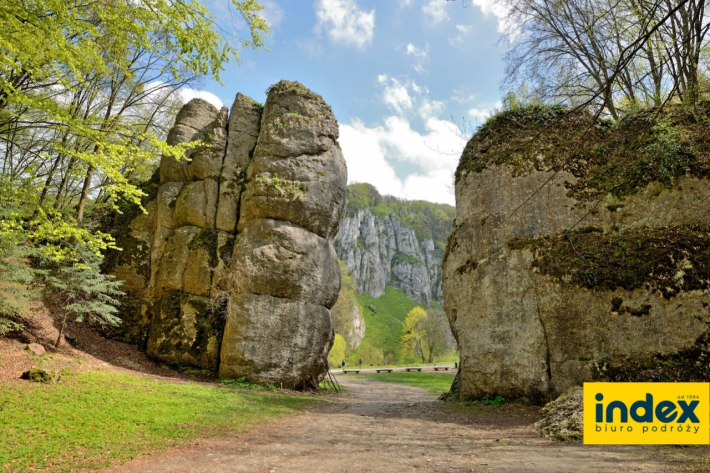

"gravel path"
[108, 376, 705, 472]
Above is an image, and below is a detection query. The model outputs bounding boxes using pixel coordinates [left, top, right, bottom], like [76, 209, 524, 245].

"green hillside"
[332, 266, 453, 367]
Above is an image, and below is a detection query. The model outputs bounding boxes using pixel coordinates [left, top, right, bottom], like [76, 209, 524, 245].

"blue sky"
[185, 0, 510, 205]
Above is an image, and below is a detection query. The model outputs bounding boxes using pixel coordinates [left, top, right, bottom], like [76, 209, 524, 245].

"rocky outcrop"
[331, 263, 366, 350]
[535, 387, 583, 441]
[336, 208, 444, 305]
[110, 81, 346, 387]
[443, 106, 710, 402]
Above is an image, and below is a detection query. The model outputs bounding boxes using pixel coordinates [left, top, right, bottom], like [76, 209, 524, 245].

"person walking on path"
[342, 360, 346, 369]
[358, 357, 363, 369]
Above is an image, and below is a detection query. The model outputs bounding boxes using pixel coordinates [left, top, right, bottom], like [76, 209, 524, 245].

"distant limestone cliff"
[335, 184, 454, 306]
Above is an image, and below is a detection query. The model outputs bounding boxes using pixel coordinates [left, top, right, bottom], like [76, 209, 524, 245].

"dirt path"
[109, 377, 705, 472]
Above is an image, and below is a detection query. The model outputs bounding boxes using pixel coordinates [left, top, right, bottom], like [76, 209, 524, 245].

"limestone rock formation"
[331, 263, 366, 350]
[443, 105, 710, 402]
[110, 81, 346, 387]
[219, 82, 346, 387]
[335, 189, 453, 306]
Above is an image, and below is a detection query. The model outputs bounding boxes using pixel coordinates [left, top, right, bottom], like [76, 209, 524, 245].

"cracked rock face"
[219, 81, 346, 387]
[443, 150, 710, 403]
[335, 209, 443, 305]
[111, 82, 346, 387]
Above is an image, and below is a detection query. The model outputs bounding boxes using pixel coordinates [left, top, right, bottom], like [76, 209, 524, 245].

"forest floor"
[110, 376, 710, 473]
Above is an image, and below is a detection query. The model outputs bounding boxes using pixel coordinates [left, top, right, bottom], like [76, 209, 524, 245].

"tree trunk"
[76, 164, 95, 223]
[55, 311, 68, 348]
[427, 343, 435, 364]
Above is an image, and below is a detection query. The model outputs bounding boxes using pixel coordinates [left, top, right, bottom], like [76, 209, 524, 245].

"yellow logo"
[583, 382, 709, 444]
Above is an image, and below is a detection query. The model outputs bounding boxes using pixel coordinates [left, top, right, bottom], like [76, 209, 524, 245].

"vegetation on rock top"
[457, 104, 710, 202]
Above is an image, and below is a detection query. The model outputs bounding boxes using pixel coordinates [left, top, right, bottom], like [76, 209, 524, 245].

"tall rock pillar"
[219, 81, 347, 387]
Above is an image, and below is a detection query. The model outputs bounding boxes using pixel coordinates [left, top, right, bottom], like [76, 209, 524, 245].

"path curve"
[108, 376, 697, 472]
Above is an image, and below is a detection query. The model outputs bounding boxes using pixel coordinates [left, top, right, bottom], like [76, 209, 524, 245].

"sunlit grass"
[0, 371, 315, 471]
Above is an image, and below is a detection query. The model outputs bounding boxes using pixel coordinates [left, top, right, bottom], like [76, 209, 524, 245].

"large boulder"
[535, 387, 583, 441]
[443, 105, 710, 402]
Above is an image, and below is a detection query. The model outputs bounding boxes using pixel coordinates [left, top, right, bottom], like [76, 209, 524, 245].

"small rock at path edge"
[26, 343, 45, 356]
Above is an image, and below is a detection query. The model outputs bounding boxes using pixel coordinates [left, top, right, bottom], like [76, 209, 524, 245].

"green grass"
[0, 371, 315, 471]
[348, 286, 419, 364]
[353, 371, 455, 395]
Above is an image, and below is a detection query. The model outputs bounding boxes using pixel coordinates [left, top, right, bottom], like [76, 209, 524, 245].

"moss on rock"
[593, 331, 710, 382]
[512, 224, 710, 296]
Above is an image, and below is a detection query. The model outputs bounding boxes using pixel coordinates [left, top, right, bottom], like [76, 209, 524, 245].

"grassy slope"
[353, 372, 456, 395]
[0, 371, 314, 472]
[345, 287, 456, 366]
[358, 287, 418, 350]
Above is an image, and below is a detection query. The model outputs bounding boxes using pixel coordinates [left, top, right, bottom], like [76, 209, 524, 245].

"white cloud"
[340, 116, 466, 205]
[467, 107, 491, 122]
[406, 43, 427, 59]
[178, 88, 224, 109]
[399, 0, 413, 6]
[406, 43, 429, 73]
[378, 74, 446, 120]
[472, 0, 514, 35]
[449, 23, 473, 45]
[258, 0, 284, 28]
[422, 0, 449, 24]
[419, 98, 445, 120]
[381, 78, 413, 115]
[451, 87, 476, 104]
[315, 0, 375, 48]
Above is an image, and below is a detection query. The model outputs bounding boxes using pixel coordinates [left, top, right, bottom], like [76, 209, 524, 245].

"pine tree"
[43, 246, 124, 347]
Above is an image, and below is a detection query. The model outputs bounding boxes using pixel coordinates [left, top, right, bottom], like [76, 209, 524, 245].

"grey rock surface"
[336, 209, 443, 304]
[220, 81, 346, 387]
[112, 82, 346, 387]
[535, 387, 583, 441]
[444, 159, 710, 401]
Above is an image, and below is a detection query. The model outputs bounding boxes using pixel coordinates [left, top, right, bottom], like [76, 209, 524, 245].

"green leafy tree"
[400, 307, 428, 363]
[0, 0, 269, 261]
[400, 307, 451, 364]
[328, 334, 347, 368]
[43, 246, 124, 347]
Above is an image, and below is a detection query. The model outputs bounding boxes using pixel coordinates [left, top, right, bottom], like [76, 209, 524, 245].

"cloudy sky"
[190, 0, 509, 205]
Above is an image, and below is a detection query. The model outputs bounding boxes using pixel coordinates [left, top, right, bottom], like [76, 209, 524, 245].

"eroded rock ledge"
[109, 81, 347, 388]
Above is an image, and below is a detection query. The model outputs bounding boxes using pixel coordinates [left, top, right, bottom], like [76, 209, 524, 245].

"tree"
[501, 0, 709, 116]
[0, 1, 269, 336]
[329, 334, 347, 368]
[401, 307, 427, 363]
[420, 310, 450, 363]
[43, 245, 124, 347]
[400, 307, 451, 364]
[0, 0, 269, 262]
